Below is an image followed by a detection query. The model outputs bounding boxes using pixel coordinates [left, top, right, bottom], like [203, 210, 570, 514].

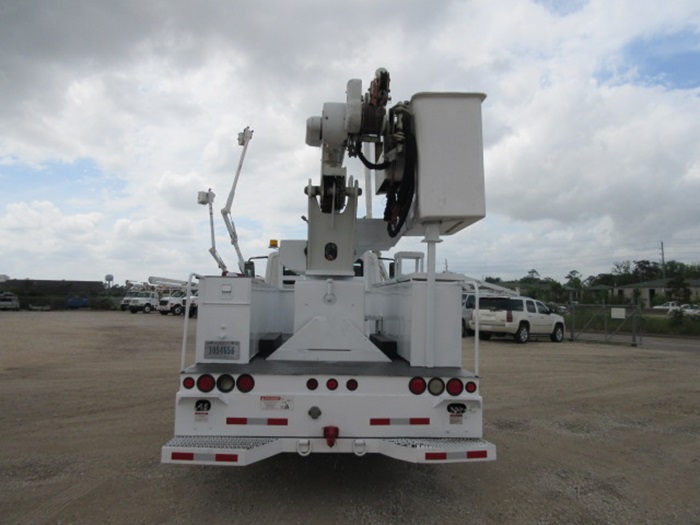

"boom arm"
[198, 127, 254, 275]
[221, 127, 254, 274]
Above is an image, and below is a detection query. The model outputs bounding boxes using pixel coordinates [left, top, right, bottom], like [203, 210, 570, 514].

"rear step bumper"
[162, 435, 496, 466]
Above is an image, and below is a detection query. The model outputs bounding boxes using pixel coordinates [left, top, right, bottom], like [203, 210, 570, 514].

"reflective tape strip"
[170, 451, 238, 463]
[214, 453, 239, 462]
[226, 417, 288, 426]
[171, 452, 194, 461]
[426, 450, 489, 461]
[370, 417, 430, 426]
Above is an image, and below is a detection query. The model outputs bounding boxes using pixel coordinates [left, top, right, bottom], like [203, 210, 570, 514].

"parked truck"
[128, 290, 160, 314]
[149, 276, 192, 316]
[162, 69, 496, 466]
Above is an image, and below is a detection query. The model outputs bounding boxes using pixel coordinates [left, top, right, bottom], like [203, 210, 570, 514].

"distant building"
[0, 279, 104, 296]
[613, 279, 700, 306]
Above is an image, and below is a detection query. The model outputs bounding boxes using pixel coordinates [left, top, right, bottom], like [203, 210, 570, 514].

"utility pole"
[660, 241, 666, 280]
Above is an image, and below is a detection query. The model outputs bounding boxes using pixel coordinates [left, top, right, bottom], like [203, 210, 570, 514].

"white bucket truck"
[162, 69, 496, 466]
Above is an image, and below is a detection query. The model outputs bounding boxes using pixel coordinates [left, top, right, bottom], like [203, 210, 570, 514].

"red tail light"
[197, 374, 216, 393]
[465, 381, 477, 393]
[346, 379, 358, 391]
[237, 374, 255, 393]
[507, 310, 513, 322]
[326, 378, 338, 391]
[182, 376, 195, 389]
[306, 378, 318, 391]
[446, 378, 463, 396]
[409, 377, 427, 395]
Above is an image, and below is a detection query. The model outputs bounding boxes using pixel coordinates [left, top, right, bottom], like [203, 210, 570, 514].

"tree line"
[484, 260, 700, 305]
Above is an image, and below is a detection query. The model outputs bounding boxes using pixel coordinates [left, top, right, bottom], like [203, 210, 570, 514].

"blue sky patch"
[532, 0, 588, 17]
[622, 29, 700, 89]
[0, 158, 124, 212]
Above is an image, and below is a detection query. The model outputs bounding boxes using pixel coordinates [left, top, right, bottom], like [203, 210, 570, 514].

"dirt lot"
[1, 311, 698, 525]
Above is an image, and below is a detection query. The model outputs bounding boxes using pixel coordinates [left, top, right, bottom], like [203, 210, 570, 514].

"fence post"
[631, 304, 638, 347]
[569, 301, 575, 341]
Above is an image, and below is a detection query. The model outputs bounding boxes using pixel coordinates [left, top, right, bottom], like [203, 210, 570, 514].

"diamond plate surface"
[165, 435, 277, 450]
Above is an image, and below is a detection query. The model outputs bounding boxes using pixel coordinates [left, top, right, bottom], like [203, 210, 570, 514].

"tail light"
[428, 377, 445, 396]
[237, 374, 255, 393]
[326, 378, 339, 391]
[197, 374, 216, 393]
[409, 377, 427, 395]
[446, 378, 463, 396]
[306, 378, 319, 391]
[216, 374, 235, 393]
[507, 310, 513, 322]
[182, 376, 195, 389]
[465, 381, 477, 393]
[346, 379, 358, 391]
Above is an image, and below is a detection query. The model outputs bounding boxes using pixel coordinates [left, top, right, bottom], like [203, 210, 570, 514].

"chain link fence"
[563, 303, 642, 346]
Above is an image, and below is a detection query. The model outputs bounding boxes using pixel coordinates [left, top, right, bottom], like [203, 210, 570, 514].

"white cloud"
[1, 0, 699, 283]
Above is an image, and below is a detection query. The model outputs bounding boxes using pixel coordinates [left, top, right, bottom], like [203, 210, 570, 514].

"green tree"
[667, 275, 691, 304]
[633, 260, 660, 282]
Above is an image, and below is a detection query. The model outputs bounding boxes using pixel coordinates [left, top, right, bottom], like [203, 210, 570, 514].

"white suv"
[470, 296, 565, 343]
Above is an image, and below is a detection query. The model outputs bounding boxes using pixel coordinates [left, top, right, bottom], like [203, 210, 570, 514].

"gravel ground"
[1, 310, 698, 525]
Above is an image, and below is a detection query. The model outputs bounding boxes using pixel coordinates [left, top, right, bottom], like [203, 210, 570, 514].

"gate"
[567, 303, 642, 346]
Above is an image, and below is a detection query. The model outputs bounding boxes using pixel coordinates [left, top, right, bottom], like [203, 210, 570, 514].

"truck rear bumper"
[161, 435, 496, 466]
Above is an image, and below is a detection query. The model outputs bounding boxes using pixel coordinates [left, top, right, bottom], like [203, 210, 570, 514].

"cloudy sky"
[1, 0, 699, 285]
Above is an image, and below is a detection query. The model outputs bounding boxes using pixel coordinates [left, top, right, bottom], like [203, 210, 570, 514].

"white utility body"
[162, 69, 496, 466]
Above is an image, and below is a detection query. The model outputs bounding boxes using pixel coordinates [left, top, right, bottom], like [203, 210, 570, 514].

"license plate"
[204, 341, 240, 360]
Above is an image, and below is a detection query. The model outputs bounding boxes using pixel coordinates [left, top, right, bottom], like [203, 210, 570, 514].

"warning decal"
[260, 395, 293, 411]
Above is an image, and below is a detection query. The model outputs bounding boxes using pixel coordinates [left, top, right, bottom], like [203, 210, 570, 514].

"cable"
[385, 114, 417, 238]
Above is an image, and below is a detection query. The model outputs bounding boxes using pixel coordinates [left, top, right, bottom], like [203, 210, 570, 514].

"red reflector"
[326, 378, 338, 391]
[467, 450, 488, 459]
[346, 378, 358, 391]
[267, 418, 288, 426]
[227, 417, 247, 425]
[171, 452, 194, 461]
[408, 377, 427, 395]
[182, 376, 195, 389]
[215, 453, 238, 462]
[370, 418, 391, 426]
[197, 374, 216, 393]
[237, 374, 255, 393]
[446, 378, 463, 396]
[306, 378, 318, 390]
[426, 452, 447, 461]
[465, 381, 477, 393]
[409, 417, 430, 425]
